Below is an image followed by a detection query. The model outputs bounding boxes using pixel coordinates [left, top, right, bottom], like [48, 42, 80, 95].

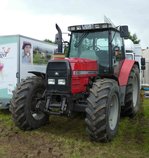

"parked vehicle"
[124, 39, 146, 87]
[0, 35, 57, 108]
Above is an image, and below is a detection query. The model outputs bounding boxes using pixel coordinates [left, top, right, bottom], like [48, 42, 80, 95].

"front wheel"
[85, 79, 120, 142]
[10, 76, 49, 130]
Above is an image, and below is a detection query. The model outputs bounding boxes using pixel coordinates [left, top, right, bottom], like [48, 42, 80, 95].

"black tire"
[121, 65, 140, 117]
[10, 76, 49, 130]
[85, 79, 120, 142]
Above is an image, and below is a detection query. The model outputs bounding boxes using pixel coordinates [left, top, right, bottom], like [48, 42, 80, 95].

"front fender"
[28, 71, 45, 79]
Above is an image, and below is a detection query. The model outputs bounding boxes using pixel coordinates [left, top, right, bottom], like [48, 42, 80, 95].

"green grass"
[143, 99, 149, 118]
[0, 99, 149, 158]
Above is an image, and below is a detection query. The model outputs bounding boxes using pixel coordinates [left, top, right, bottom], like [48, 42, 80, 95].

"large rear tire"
[122, 65, 140, 117]
[85, 79, 120, 142]
[10, 76, 49, 130]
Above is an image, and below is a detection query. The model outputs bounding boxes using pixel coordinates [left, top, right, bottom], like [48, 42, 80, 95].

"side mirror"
[120, 26, 129, 39]
[141, 57, 146, 70]
[141, 57, 145, 65]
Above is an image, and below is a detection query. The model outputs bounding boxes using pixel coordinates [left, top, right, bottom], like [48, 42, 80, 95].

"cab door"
[111, 31, 125, 77]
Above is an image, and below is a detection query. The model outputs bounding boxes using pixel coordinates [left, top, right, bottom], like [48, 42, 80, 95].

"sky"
[0, 0, 149, 48]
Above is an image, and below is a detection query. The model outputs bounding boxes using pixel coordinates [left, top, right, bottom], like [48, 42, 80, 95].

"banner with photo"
[20, 37, 57, 80]
[20, 37, 57, 65]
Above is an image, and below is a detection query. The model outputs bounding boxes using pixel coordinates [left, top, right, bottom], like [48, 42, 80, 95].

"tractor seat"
[95, 50, 109, 67]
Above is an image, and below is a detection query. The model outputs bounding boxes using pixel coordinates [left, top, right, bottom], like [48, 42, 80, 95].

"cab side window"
[112, 32, 124, 64]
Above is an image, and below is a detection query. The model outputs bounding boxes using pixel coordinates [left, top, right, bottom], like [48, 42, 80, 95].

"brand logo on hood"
[55, 72, 59, 76]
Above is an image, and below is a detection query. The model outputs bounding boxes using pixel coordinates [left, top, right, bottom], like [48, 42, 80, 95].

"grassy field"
[0, 99, 149, 158]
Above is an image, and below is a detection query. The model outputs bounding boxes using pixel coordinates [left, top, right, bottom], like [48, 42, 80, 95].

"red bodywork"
[67, 58, 98, 94]
[68, 58, 136, 93]
[53, 57, 136, 94]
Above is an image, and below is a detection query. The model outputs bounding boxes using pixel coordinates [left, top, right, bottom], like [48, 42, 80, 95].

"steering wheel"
[95, 45, 100, 51]
[95, 46, 104, 58]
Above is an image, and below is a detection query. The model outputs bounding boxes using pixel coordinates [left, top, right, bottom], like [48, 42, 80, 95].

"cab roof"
[68, 23, 118, 32]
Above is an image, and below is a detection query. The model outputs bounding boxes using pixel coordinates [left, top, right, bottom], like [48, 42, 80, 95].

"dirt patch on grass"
[0, 119, 64, 158]
[0, 103, 149, 158]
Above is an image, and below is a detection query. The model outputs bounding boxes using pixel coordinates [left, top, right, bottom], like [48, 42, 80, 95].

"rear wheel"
[122, 65, 140, 117]
[10, 76, 49, 130]
[85, 79, 120, 142]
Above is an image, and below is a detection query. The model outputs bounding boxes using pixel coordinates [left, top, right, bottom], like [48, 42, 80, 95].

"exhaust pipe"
[55, 24, 63, 53]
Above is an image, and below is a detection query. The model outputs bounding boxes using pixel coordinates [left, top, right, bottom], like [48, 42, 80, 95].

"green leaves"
[128, 32, 140, 44]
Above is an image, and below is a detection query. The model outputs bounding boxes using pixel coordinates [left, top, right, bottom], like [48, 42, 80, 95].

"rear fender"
[118, 59, 139, 106]
[118, 59, 138, 86]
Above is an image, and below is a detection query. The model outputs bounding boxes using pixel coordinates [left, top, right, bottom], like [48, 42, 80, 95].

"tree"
[44, 39, 54, 43]
[128, 32, 140, 44]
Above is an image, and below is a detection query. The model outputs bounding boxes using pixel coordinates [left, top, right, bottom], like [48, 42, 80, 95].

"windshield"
[69, 31, 109, 67]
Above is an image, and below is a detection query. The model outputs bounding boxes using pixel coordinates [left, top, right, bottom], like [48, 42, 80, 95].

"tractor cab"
[67, 23, 129, 76]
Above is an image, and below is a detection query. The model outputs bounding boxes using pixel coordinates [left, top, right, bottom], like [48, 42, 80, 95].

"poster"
[0, 42, 18, 99]
[20, 37, 57, 80]
[20, 37, 57, 65]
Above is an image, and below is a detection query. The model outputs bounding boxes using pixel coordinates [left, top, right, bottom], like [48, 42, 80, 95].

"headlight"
[48, 79, 55, 85]
[58, 79, 66, 85]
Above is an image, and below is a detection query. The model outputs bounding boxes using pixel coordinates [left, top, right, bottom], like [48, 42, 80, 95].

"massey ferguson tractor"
[10, 23, 141, 142]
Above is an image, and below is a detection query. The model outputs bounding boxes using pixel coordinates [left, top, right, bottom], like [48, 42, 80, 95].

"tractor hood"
[65, 57, 98, 94]
[49, 57, 98, 94]
[66, 57, 98, 74]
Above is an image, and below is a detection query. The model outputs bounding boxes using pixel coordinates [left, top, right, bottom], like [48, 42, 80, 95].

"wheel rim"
[132, 75, 138, 107]
[32, 112, 45, 120]
[31, 89, 45, 120]
[109, 93, 119, 130]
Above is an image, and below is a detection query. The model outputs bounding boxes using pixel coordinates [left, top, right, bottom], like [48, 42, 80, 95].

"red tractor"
[10, 23, 141, 142]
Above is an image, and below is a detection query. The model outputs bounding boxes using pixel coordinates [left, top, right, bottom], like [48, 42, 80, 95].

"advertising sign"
[0, 42, 18, 100]
[20, 37, 57, 80]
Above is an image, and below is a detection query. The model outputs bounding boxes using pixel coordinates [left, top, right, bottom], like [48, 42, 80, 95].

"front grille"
[47, 62, 67, 77]
[46, 60, 71, 93]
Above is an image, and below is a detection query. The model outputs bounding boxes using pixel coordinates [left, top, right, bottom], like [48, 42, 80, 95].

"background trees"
[128, 32, 140, 44]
